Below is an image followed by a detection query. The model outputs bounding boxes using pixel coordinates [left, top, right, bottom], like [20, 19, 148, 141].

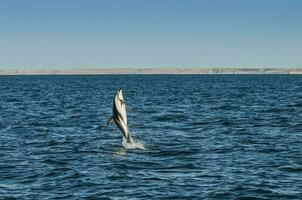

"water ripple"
[0, 75, 302, 199]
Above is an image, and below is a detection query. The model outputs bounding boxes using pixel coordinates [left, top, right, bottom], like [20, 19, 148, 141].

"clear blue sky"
[0, 0, 301, 69]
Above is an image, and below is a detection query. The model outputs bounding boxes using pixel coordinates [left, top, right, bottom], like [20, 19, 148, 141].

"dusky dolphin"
[107, 89, 132, 143]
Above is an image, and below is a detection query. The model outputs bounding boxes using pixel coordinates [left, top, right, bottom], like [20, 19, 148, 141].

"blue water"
[0, 75, 302, 199]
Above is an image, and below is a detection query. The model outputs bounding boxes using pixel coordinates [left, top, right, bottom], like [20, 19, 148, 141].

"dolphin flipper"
[107, 116, 114, 125]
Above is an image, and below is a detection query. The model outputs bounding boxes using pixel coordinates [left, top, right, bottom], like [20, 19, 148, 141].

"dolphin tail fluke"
[107, 116, 114, 125]
[126, 133, 132, 143]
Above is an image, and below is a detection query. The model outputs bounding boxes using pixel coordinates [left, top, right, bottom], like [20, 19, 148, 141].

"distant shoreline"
[0, 68, 302, 75]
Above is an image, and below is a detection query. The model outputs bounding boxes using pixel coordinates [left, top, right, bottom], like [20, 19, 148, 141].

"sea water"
[0, 75, 301, 199]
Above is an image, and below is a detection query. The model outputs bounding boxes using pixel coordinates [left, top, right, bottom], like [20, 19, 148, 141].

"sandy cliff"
[0, 68, 302, 75]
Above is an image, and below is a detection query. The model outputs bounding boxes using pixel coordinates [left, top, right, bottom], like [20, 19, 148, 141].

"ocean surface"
[0, 75, 301, 199]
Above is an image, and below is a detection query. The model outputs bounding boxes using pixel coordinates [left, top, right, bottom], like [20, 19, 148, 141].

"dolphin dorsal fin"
[107, 116, 114, 125]
[125, 104, 131, 112]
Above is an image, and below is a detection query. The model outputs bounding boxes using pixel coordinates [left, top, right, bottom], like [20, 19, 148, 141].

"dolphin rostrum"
[107, 89, 132, 143]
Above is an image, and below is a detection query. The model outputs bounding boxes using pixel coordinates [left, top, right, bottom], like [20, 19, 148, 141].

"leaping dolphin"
[107, 89, 132, 143]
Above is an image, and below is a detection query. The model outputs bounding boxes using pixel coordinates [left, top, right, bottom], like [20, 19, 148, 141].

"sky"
[0, 0, 302, 69]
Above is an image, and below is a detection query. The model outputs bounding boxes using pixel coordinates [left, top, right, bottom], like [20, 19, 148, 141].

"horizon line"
[1, 66, 302, 70]
[1, 67, 302, 75]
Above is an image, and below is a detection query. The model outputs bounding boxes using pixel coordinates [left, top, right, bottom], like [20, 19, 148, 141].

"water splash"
[122, 137, 146, 150]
